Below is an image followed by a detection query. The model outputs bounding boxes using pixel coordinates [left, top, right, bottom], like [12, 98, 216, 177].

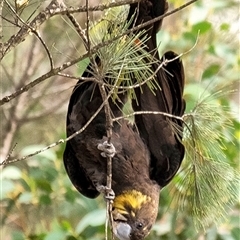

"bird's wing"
[133, 51, 185, 188]
[63, 69, 102, 198]
[63, 62, 127, 198]
[130, 0, 185, 187]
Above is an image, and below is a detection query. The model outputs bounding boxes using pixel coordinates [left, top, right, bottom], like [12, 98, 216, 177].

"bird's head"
[112, 189, 159, 240]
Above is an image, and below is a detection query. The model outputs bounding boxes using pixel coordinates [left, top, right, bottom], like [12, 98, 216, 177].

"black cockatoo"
[63, 0, 185, 239]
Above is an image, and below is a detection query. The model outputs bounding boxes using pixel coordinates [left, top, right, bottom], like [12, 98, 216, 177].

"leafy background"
[1, 0, 239, 239]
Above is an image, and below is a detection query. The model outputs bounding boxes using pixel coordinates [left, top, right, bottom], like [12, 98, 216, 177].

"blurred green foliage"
[1, 0, 239, 239]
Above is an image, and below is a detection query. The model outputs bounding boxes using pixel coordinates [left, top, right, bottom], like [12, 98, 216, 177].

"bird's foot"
[97, 141, 116, 158]
[96, 185, 115, 201]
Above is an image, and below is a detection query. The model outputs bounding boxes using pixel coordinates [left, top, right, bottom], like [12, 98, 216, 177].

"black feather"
[131, 1, 185, 186]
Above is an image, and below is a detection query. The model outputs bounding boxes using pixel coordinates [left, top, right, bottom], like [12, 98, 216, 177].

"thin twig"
[0, 106, 191, 166]
[87, 0, 115, 235]
[99, 55, 178, 91]
[1, 0, 138, 58]
[101, 53, 128, 240]
[2, 0, 54, 69]
[94, 21, 128, 239]
[0, 0, 198, 106]
[85, 0, 91, 53]
[0, 81, 112, 165]
[83, 0, 116, 234]
[1, 0, 198, 59]
[57, 72, 96, 81]
[66, 12, 88, 49]
[33, 30, 54, 69]
[4, 0, 26, 25]
[98, 81, 114, 240]
[113, 110, 184, 122]
[1, 0, 66, 58]
[0, 63, 123, 165]
[2, 143, 18, 163]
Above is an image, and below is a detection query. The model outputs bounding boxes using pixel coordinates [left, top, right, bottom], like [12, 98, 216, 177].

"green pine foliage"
[88, 10, 157, 101]
[174, 89, 240, 229]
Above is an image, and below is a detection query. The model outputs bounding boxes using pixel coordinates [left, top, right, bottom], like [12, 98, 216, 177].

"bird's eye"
[136, 222, 143, 229]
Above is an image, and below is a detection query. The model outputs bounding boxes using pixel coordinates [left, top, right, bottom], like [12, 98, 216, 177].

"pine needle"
[88, 7, 157, 100]
[172, 89, 240, 230]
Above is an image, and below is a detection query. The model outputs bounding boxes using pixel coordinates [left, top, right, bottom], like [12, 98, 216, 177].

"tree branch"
[0, 0, 140, 58]
[1, 0, 198, 59]
[0, 0, 198, 106]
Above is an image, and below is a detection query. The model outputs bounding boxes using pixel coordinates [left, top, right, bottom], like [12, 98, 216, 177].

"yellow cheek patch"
[113, 190, 152, 214]
[115, 207, 129, 216]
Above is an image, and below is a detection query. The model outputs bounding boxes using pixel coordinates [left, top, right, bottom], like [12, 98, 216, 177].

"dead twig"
[0, 86, 108, 165]
[0, 0, 198, 106]
[1, 0, 198, 59]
